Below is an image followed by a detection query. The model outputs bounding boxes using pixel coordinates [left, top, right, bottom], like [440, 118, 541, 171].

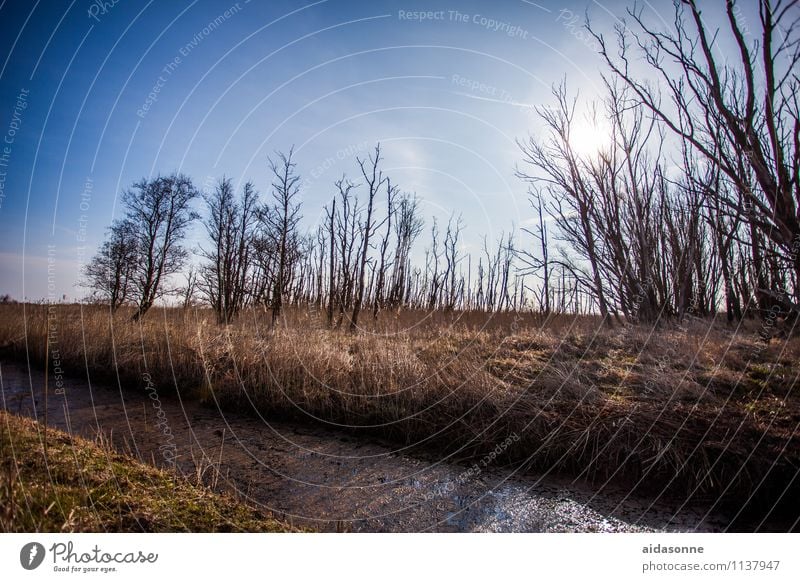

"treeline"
[85, 1, 800, 328]
[84, 144, 526, 325]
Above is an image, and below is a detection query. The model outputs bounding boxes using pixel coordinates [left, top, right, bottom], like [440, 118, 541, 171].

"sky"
[0, 0, 743, 301]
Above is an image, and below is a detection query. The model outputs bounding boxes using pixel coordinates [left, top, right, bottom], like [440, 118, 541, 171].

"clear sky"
[0, 0, 737, 300]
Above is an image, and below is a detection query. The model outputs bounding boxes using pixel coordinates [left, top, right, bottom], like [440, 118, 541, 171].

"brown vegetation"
[2, 303, 798, 525]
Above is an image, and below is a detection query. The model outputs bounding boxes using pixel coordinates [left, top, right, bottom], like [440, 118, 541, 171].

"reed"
[1, 302, 798, 521]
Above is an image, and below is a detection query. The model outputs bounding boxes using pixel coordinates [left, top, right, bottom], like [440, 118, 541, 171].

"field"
[1, 302, 798, 527]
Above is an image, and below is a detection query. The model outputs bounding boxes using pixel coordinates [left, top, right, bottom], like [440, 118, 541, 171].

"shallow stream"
[0, 360, 730, 532]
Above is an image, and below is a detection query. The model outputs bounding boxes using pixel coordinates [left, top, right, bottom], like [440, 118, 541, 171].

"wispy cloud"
[450, 91, 537, 110]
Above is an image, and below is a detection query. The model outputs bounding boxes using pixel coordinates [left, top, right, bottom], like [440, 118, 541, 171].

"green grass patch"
[0, 410, 300, 532]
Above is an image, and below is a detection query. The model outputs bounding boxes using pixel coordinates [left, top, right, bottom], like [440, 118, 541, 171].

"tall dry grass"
[1, 302, 798, 522]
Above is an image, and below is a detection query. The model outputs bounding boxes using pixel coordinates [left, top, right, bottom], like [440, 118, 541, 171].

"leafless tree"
[518, 192, 551, 314]
[123, 173, 198, 320]
[181, 265, 199, 310]
[324, 197, 337, 327]
[517, 83, 613, 323]
[263, 149, 302, 327]
[443, 213, 465, 310]
[388, 193, 424, 307]
[83, 219, 137, 312]
[351, 144, 388, 330]
[426, 218, 444, 310]
[589, 0, 800, 313]
[518, 80, 714, 324]
[199, 177, 259, 323]
[373, 178, 398, 318]
[333, 176, 361, 326]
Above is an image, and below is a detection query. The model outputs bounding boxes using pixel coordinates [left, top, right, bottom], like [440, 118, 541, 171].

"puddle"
[0, 360, 730, 532]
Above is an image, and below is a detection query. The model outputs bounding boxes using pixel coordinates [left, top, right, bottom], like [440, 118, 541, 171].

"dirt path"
[0, 360, 729, 532]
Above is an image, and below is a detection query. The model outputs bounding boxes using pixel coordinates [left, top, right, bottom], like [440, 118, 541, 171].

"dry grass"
[1, 303, 799, 519]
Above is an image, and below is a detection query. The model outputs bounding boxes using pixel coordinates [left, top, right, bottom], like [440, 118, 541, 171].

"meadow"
[2, 302, 798, 527]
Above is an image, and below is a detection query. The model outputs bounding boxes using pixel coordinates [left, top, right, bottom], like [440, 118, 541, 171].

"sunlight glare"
[569, 120, 611, 157]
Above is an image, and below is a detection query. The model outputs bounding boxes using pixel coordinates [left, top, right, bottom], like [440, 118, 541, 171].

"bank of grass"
[0, 409, 297, 532]
[1, 303, 799, 525]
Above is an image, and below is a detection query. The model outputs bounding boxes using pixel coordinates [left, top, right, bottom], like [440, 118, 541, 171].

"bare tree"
[518, 80, 696, 323]
[388, 193, 424, 307]
[83, 219, 137, 312]
[263, 149, 302, 327]
[181, 265, 199, 310]
[518, 192, 551, 314]
[123, 173, 198, 320]
[324, 197, 337, 327]
[426, 218, 444, 310]
[589, 0, 800, 311]
[200, 178, 259, 323]
[351, 144, 388, 330]
[517, 83, 613, 323]
[373, 178, 398, 319]
[333, 176, 361, 326]
[443, 213, 465, 310]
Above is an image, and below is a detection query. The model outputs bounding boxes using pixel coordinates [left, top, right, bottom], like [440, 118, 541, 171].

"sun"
[569, 119, 611, 158]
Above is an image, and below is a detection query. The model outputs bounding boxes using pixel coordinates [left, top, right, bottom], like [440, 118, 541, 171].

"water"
[0, 360, 728, 532]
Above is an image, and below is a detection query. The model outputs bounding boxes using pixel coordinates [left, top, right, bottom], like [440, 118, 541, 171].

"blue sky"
[0, 0, 734, 300]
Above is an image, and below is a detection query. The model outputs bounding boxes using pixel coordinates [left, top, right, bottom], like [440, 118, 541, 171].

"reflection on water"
[0, 360, 728, 532]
